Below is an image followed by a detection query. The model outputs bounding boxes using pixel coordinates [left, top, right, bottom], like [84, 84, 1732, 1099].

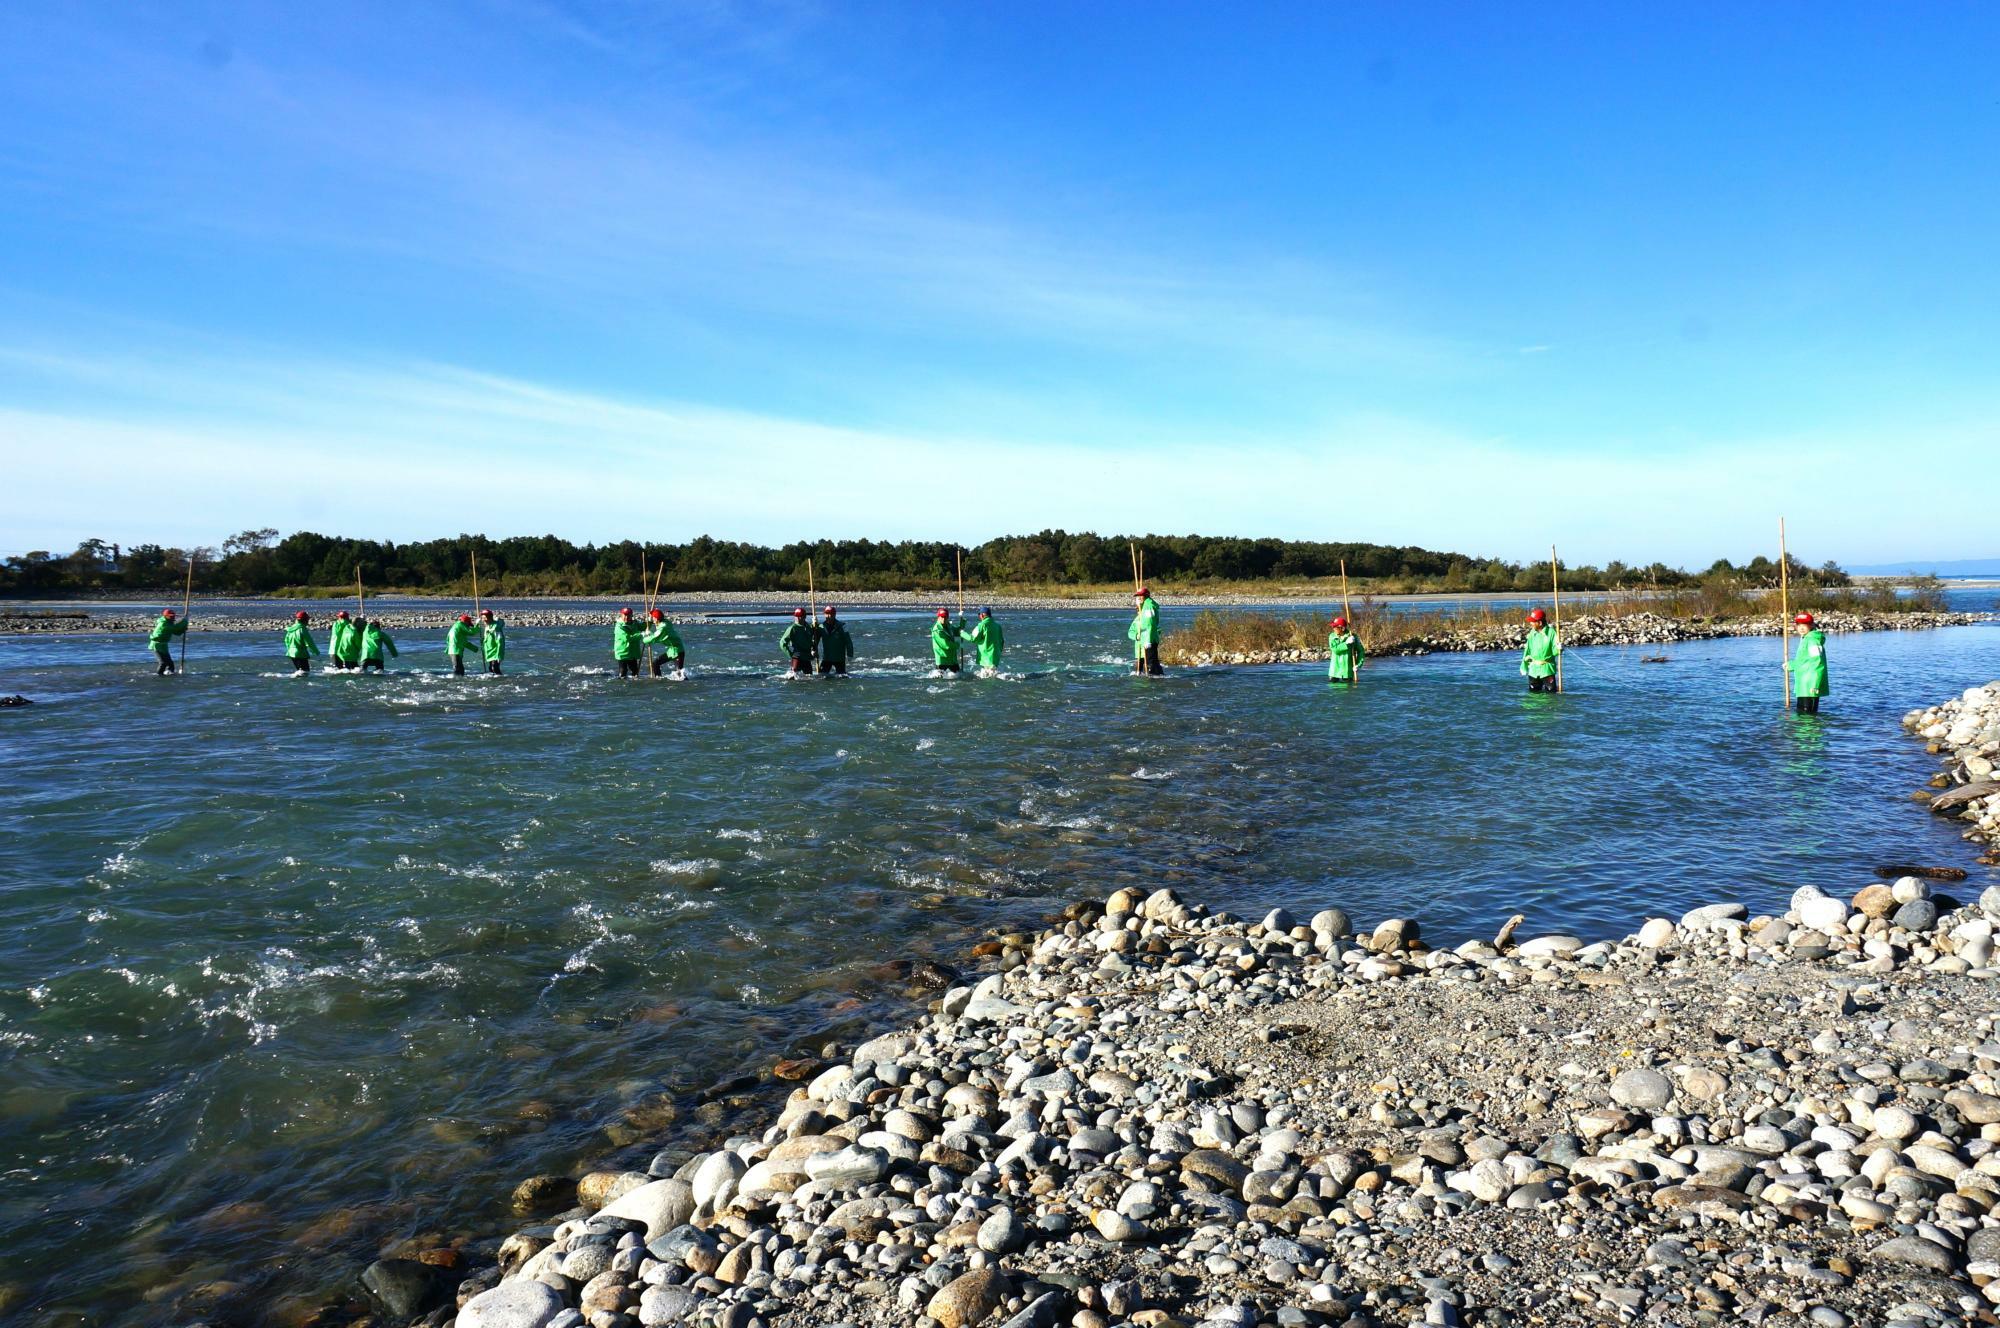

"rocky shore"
[1907, 683, 2000, 863]
[376, 853, 2000, 1328]
[1168, 610, 1992, 668]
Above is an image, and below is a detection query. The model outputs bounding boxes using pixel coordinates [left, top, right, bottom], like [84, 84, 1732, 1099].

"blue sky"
[2, 1, 1995, 566]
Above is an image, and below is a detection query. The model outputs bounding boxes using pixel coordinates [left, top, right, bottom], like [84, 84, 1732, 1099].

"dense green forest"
[1, 529, 1857, 597]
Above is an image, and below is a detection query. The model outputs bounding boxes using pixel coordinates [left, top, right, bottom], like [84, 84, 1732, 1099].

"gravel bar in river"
[417, 864, 2000, 1328]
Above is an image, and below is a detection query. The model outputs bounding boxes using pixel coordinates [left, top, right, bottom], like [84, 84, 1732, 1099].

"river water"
[2, 600, 1996, 1325]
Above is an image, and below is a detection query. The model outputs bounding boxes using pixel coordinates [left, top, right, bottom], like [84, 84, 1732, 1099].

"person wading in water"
[1786, 611, 1829, 715]
[1521, 608, 1562, 693]
[1129, 587, 1162, 676]
[148, 608, 188, 675]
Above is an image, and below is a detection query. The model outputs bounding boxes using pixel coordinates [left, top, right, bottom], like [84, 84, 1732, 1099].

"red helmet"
[619, 607, 633, 617]
[649, 609, 664, 619]
[1331, 617, 1347, 629]
[937, 608, 949, 619]
[792, 607, 806, 618]
[294, 611, 309, 621]
[162, 609, 175, 618]
[1794, 612, 1814, 626]
[823, 606, 837, 616]
[1527, 609, 1546, 623]
[336, 610, 349, 618]
[1134, 586, 1149, 597]
[480, 609, 493, 618]
[460, 614, 473, 623]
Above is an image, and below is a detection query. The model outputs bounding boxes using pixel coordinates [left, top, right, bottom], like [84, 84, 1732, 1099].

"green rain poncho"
[780, 619, 816, 661]
[817, 618, 854, 666]
[964, 615, 1003, 668]
[613, 616, 645, 662]
[148, 614, 188, 649]
[284, 621, 319, 658]
[481, 618, 505, 662]
[1787, 628, 1829, 698]
[1327, 630, 1364, 681]
[930, 616, 964, 667]
[329, 617, 361, 664]
[445, 619, 477, 658]
[642, 617, 684, 658]
[1128, 596, 1161, 658]
[360, 623, 398, 662]
[1520, 625, 1562, 679]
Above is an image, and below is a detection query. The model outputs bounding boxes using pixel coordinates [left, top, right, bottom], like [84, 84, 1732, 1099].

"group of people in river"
[141, 587, 1834, 711]
[267, 607, 505, 676]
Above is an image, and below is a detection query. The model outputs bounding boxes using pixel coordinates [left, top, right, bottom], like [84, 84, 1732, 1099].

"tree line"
[1, 529, 1856, 597]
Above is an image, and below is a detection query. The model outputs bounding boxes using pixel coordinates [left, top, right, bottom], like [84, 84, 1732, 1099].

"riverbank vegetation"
[3, 528, 1863, 598]
[1162, 577, 1957, 663]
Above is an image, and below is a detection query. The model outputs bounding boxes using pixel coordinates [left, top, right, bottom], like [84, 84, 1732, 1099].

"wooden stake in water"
[1550, 544, 1565, 695]
[179, 554, 193, 673]
[1779, 516, 1792, 709]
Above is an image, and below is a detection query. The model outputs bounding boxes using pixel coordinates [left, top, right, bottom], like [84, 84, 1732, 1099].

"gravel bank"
[389, 857, 2000, 1328]
[1169, 610, 1992, 668]
[1906, 683, 2000, 863]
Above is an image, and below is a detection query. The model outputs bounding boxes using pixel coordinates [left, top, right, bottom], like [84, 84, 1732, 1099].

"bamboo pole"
[356, 567, 365, 620]
[179, 554, 193, 673]
[471, 549, 481, 616]
[1129, 541, 1139, 591]
[1550, 544, 1565, 694]
[956, 548, 965, 619]
[808, 558, 816, 619]
[641, 547, 653, 676]
[1779, 517, 1792, 709]
[1339, 558, 1352, 624]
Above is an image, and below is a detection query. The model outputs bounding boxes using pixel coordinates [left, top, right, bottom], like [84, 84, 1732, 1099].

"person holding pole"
[1520, 608, 1562, 693]
[445, 613, 478, 676]
[781, 607, 816, 675]
[1785, 612, 1829, 715]
[643, 609, 686, 677]
[613, 607, 645, 679]
[964, 606, 1003, 675]
[1129, 586, 1163, 675]
[479, 608, 505, 675]
[284, 611, 319, 675]
[1327, 615, 1363, 685]
[148, 608, 188, 675]
[328, 610, 359, 671]
[358, 618, 398, 673]
[929, 608, 965, 674]
[817, 606, 854, 676]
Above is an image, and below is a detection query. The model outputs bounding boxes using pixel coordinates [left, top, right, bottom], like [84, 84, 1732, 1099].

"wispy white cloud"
[0, 341, 1976, 565]
[0, 10, 1466, 389]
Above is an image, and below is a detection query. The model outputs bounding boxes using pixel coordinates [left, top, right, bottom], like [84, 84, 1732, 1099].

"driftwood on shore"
[1932, 781, 2000, 814]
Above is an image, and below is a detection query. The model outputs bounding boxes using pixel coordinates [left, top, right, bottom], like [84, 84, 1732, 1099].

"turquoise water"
[1, 606, 1996, 1325]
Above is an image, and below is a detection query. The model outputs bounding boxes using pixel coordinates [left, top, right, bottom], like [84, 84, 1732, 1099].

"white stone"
[457, 1280, 563, 1328]
[1798, 896, 1850, 933]
[1637, 918, 1675, 948]
[596, 1178, 696, 1241]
